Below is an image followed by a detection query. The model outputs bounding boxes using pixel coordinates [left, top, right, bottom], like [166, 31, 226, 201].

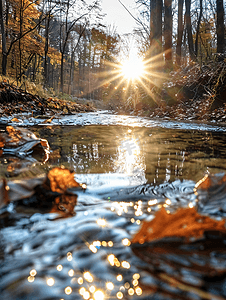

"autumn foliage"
[132, 207, 226, 244]
[47, 167, 80, 193]
[0, 167, 83, 214]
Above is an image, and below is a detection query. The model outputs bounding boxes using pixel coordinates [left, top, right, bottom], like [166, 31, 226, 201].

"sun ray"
[83, 47, 172, 108]
[104, 77, 127, 102]
[137, 77, 160, 105]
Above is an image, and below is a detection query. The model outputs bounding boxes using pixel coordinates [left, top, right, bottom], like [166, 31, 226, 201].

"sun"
[120, 56, 144, 81]
[94, 48, 169, 106]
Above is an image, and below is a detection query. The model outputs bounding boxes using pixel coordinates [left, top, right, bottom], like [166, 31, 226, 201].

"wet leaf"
[11, 117, 20, 122]
[131, 207, 226, 244]
[0, 126, 49, 159]
[0, 175, 45, 207]
[194, 173, 226, 215]
[6, 126, 21, 145]
[194, 173, 226, 192]
[0, 168, 84, 214]
[47, 167, 80, 193]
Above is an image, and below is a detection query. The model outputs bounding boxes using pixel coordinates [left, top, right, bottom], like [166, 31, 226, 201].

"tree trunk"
[150, 0, 163, 57]
[19, 0, 23, 81]
[44, 13, 50, 87]
[176, 0, 184, 66]
[68, 49, 74, 95]
[60, 52, 64, 93]
[0, 0, 7, 75]
[195, 0, 203, 57]
[216, 0, 224, 53]
[164, 0, 172, 66]
[185, 0, 196, 61]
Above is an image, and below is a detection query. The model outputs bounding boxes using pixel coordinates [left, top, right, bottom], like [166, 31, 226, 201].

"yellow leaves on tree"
[132, 207, 226, 244]
[47, 167, 80, 193]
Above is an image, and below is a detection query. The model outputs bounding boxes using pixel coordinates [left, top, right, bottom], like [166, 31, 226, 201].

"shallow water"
[1, 112, 226, 300]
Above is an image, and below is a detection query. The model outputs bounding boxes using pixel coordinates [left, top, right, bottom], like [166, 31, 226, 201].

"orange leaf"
[131, 207, 226, 244]
[0, 136, 5, 148]
[194, 173, 226, 193]
[11, 117, 20, 122]
[47, 167, 79, 193]
[6, 126, 21, 144]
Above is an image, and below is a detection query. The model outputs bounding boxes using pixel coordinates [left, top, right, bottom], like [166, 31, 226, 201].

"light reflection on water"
[113, 130, 146, 186]
[27, 124, 226, 186]
[1, 117, 226, 299]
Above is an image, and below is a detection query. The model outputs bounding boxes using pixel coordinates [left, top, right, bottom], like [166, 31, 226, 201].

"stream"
[1, 111, 226, 300]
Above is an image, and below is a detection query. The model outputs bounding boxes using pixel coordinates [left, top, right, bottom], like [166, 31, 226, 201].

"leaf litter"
[0, 80, 95, 117]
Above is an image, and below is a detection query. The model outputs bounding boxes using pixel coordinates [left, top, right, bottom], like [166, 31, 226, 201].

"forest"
[2, 2, 226, 300]
[0, 0, 225, 114]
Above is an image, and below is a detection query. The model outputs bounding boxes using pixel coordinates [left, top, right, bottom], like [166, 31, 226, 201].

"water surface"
[1, 112, 226, 300]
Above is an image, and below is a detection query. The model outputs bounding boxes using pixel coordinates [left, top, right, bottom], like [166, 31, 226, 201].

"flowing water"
[1, 111, 226, 300]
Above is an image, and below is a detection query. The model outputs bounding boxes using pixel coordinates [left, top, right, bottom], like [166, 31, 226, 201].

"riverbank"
[0, 80, 96, 117]
[1, 58, 226, 124]
[115, 58, 226, 124]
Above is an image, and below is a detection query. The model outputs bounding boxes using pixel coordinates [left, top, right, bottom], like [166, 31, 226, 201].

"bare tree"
[59, 0, 100, 92]
[216, 0, 224, 53]
[0, 0, 7, 75]
[150, 0, 163, 57]
[164, 0, 172, 66]
[176, 0, 184, 66]
[194, 0, 203, 56]
[185, 0, 196, 60]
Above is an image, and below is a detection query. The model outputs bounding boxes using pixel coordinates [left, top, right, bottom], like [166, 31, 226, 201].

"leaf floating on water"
[131, 207, 226, 244]
[194, 173, 226, 215]
[11, 117, 20, 122]
[0, 167, 84, 214]
[194, 173, 226, 193]
[0, 126, 50, 161]
[47, 167, 80, 193]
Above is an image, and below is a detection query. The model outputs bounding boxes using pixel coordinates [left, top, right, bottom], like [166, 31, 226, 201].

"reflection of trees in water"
[145, 130, 226, 184]
[69, 142, 116, 173]
[35, 126, 226, 185]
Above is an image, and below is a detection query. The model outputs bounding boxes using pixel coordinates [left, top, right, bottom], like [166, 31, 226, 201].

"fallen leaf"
[194, 173, 226, 193]
[6, 126, 21, 144]
[11, 117, 20, 122]
[131, 207, 226, 244]
[42, 116, 55, 124]
[0, 135, 5, 148]
[0, 126, 50, 161]
[50, 194, 78, 214]
[0, 168, 84, 214]
[47, 167, 80, 193]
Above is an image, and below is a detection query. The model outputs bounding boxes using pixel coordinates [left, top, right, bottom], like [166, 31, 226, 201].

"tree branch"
[118, 0, 149, 35]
